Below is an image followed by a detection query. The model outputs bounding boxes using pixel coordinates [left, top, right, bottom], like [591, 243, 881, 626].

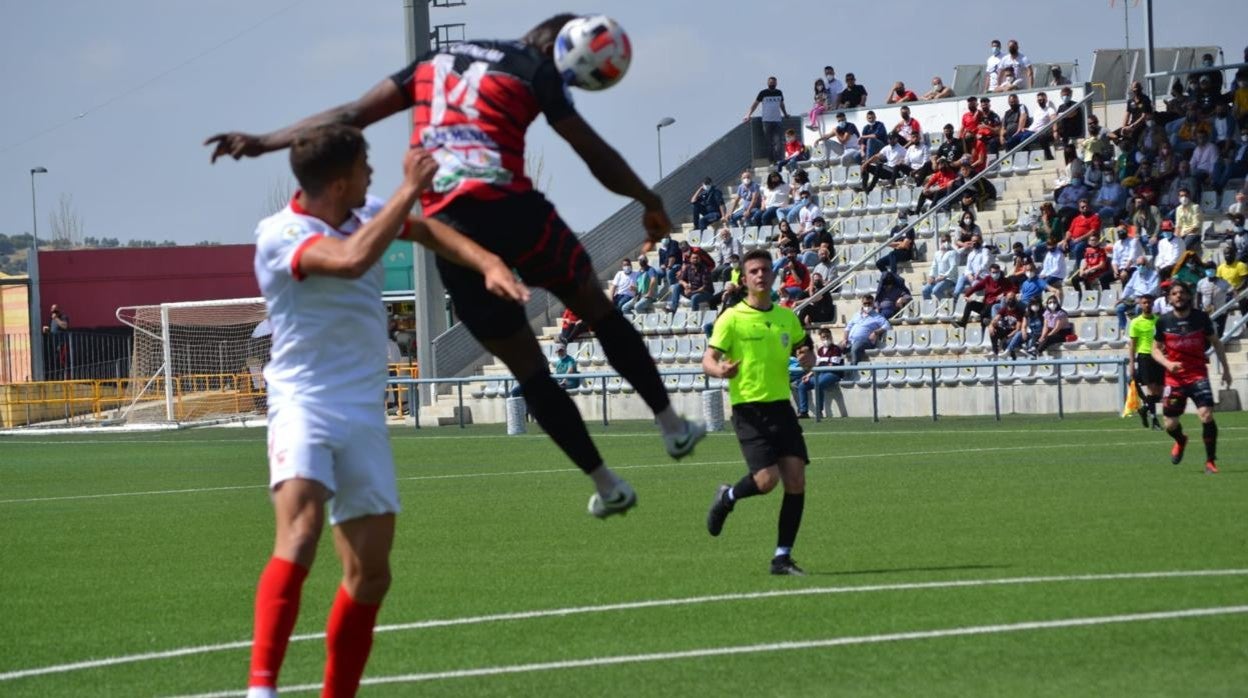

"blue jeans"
[669, 285, 713, 312]
[692, 206, 722, 231]
[952, 273, 978, 297]
[1115, 300, 1139, 329]
[849, 337, 876, 363]
[729, 208, 761, 227]
[622, 295, 655, 314]
[922, 278, 954, 299]
[1005, 331, 1027, 356]
[760, 205, 783, 226]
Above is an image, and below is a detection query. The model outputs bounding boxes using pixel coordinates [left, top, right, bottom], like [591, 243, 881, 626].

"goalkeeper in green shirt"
[702, 249, 814, 576]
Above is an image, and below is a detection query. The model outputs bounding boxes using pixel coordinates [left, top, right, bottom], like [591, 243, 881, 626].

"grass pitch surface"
[1, 414, 1246, 697]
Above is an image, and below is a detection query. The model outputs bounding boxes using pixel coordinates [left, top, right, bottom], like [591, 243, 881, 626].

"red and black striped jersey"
[390, 41, 577, 215]
[1154, 309, 1214, 385]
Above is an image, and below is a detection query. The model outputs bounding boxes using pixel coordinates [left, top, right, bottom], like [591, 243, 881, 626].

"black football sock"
[777, 492, 805, 551]
[590, 310, 671, 415]
[1166, 422, 1185, 444]
[727, 474, 762, 506]
[519, 372, 603, 475]
[1144, 395, 1158, 416]
[1203, 420, 1218, 461]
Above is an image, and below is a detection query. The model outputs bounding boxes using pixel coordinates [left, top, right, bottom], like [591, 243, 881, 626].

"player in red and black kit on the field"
[206, 14, 705, 517]
[1150, 282, 1233, 474]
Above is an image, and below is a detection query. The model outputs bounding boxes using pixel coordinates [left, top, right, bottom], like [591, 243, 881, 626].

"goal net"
[115, 298, 270, 426]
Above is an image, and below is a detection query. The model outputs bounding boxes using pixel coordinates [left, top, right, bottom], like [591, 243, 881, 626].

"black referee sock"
[728, 474, 762, 506]
[777, 493, 805, 550]
[519, 372, 603, 475]
[1203, 420, 1218, 461]
[1144, 395, 1158, 416]
[590, 310, 671, 415]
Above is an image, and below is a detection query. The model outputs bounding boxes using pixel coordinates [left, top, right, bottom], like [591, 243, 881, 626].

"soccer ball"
[553, 15, 632, 91]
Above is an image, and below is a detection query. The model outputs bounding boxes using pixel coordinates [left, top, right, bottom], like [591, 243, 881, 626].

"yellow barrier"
[2, 364, 418, 427]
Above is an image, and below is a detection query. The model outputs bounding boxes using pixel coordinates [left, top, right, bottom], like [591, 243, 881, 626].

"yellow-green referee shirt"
[709, 301, 806, 405]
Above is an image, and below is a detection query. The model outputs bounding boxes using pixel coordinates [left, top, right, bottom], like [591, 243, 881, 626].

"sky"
[2, 0, 1246, 251]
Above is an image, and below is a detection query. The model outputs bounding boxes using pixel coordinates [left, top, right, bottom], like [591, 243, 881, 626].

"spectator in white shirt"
[822, 67, 844, 106]
[1110, 227, 1144, 285]
[1188, 131, 1219, 191]
[712, 227, 742, 280]
[953, 233, 991, 296]
[1039, 237, 1068, 292]
[1155, 221, 1186, 277]
[998, 39, 1035, 88]
[608, 258, 637, 310]
[984, 39, 1003, 92]
[994, 66, 1022, 93]
[795, 194, 823, 234]
[861, 133, 908, 193]
[922, 234, 958, 299]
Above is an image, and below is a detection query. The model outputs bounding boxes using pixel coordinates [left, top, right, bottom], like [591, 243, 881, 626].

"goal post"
[115, 298, 270, 426]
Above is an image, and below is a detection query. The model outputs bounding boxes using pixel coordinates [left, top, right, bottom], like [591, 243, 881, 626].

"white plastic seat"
[957, 364, 979, 384]
[829, 165, 848, 189]
[937, 298, 959, 323]
[925, 327, 947, 354]
[668, 310, 687, 333]
[591, 341, 607, 365]
[1061, 292, 1080, 315]
[1036, 363, 1058, 382]
[1078, 361, 1102, 381]
[963, 325, 986, 352]
[1101, 321, 1125, 349]
[677, 373, 696, 391]
[741, 226, 760, 248]
[1078, 291, 1100, 315]
[1098, 362, 1121, 382]
[945, 326, 966, 354]
[974, 363, 997, 383]
[845, 167, 863, 190]
[893, 328, 915, 354]
[674, 337, 693, 363]
[1012, 150, 1033, 176]
[850, 191, 868, 216]
[911, 329, 932, 354]
[879, 330, 899, 356]
[881, 188, 899, 213]
[663, 374, 680, 392]
[659, 338, 678, 363]
[1097, 288, 1120, 313]
[607, 376, 624, 393]
[918, 298, 940, 322]
[642, 313, 663, 334]
[841, 217, 861, 243]
[1199, 190, 1219, 213]
[905, 367, 927, 386]
[938, 365, 961, 385]
[1013, 364, 1036, 383]
[470, 380, 486, 399]
[1059, 362, 1079, 381]
[575, 343, 594, 367]
[886, 366, 908, 386]
[1076, 319, 1101, 348]
[866, 188, 884, 214]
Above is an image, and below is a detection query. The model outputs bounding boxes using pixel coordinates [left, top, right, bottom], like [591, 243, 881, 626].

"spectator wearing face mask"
[836, 72, 867, 109]
[984, 40, 1004, 92]
[670, 247, 716, 312]
[1039, 235, 1068, 294]
[802, 217, 833, 251]
[793, 193, 824, 234]
[922, 76, 954, 101]
[1111, 226, 1144, 285]
[923, 234, 959, 299]
[1173, 188, 1203, 250]
[1228, 214, 1248, 261]
[1155, 220, 1186, 278]
[1110, 82, 1153, 144]
[912, 157, 958, 216]
[953, 233, 991, 297]
[987, 293, 1024, 358]
[886, 81, 918, 104]
[1034, 295, 1074, 356]
[690, 177, 726, 231]
[1054, 146, 1085, 196]
[954, 263, 1015, 329]
[1070, 234, 1114, 293]
[842, 294, 890, 364]
[1055, 87, 1085, 145]
[874, 272, 912, 320]
[858, 110, 888, 159]
[658, 237, 684, 287]
[821, 67, 844, 105]
[875, 219, 916, 274]
[960, 96, 981, 139]
[1062, 198, 1100, 262]
[799, 273, 836, 327]
[1188, 131, 1220, 190]
[1017, 261, 1048, 306]
[820, 112, 862, 166]
[712, 227, 743, 282]
[860, 132, 907, 193]
[1008, 297, 1047, 359]
[1117, 257, 1162, 330]
[608, 258, 638, 310]
[728, 170, 762, 227]
[777, 129, 810, 174]
[998, 39, 1035, 89]
[1094, 171, 1129, 223]
[1196, 262, 1232, 337]
[623, 254, 661, 315]
[778, 170, 814, 225]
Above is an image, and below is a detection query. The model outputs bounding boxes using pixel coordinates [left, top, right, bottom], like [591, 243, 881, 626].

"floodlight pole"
[404, 0, 444, 408]
[29, 167, 48, 382]
[1143, 0, 1156, 98]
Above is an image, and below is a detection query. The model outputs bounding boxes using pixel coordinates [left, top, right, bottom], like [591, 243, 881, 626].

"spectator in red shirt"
[892, 105, 922, 145]
[558, 307, 588, 345]
[912, 157, 957, 215]
[954, 263, 1016, 328]
[1063, 198, 1101, 263]
[1070, 234, 1113, 292]
[959, 97, 979, 139]
[887, 81, 918, 104]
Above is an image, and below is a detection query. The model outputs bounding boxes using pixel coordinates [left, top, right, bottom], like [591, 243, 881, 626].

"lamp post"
[656, 116, 675, 180]
[29, 167, 47, 382]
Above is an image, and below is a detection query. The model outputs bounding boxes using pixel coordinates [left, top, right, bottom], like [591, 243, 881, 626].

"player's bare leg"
[480, 326, 634, 517]
[248, 478, 329, 697]
[323, 514, 395, 697]
[1163, 411, 1188, 466]
[560, 276, 706, 457]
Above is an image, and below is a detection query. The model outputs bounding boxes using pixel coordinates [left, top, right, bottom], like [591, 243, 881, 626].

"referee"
[1127, 293, 1162, 430]
[702, 249, 815, 575]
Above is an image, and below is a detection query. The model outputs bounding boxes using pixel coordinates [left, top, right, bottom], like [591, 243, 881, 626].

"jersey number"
[430, 55, 488, 125]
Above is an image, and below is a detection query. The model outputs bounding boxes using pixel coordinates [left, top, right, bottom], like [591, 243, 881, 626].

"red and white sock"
[322, 585, 381, 698]
[248, 557, 309, 690]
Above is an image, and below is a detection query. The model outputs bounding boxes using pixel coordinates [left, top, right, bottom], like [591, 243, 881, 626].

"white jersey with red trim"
[254, 194, 389, 407]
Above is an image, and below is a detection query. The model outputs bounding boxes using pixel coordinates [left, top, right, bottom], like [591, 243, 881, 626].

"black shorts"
[1133, 354, 1163, 386]
[1161, 379, 1215, 417]
[433, 191, 595, 340]
[730, 400, 810, 473]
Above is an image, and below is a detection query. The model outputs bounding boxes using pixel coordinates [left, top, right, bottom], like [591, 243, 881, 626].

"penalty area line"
[171, 604, 1248, 697]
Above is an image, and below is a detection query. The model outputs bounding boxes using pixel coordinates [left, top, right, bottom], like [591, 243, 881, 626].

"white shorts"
[266, 402, 399, 525]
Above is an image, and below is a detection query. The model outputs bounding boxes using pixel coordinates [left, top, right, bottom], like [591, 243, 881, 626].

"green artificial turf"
[1, 414, 1245, 696]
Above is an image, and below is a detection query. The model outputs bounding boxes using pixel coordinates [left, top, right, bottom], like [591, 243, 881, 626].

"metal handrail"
[794, 91, 1099, 315]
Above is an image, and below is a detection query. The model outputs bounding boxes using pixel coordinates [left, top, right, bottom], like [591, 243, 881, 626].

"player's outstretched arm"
[298, 148, 434, 279]
[551, 114, 671, 245]
[402, 217, 530, 304]
[205, 78, 408, 163]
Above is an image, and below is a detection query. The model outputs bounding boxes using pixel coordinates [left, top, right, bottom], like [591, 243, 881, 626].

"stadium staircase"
[419, 140, 1246, 425]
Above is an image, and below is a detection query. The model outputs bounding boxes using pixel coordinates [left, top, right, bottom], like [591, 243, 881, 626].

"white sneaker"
[588, 480, 637, 519]
[664, 417, 707, 459]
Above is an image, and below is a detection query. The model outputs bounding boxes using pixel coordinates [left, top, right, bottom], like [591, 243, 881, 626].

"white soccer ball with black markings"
[553, 15, 632, 91]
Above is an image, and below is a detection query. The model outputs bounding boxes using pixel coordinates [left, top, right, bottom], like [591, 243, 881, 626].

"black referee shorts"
[1133, 353, 1163, 386]
[433, 191, 595, 341]
[730, 400, 810, 473]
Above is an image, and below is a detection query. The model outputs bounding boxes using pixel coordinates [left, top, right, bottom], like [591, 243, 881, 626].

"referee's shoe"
[706, 484, 733, 536]
[770, 555, 806, 576]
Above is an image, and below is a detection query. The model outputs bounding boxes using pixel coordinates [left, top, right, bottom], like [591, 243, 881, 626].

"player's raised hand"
[641, 206, 672, 251]
[403, 147, 439, 192]
[204, 132, 265, 163]
[482, 261, 531, 305]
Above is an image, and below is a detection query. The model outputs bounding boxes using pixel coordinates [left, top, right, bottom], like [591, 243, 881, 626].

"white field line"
[171, 604, 1248, 698]
[2, 425, 1245, 446]
[3, 436, 1246, 506]
[3, 568, 1246, 684]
